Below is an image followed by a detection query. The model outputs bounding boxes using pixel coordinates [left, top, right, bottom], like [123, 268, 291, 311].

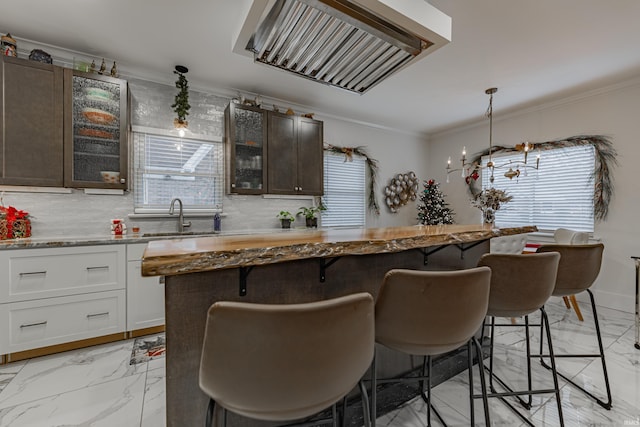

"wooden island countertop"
[147, 223, 537, 427]
[141, 224, 537, 276]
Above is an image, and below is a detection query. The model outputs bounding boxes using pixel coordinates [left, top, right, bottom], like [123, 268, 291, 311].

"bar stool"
[553, 228, 590, 321]
[476, 252, 564, 426]
[198, 292, 375, 427]
[371, 267, 492, 426]
[536, 243, 612, 409]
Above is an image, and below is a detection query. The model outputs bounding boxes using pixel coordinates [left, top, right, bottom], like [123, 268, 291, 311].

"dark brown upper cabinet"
[0, 56, 64, 186]
[267, 111, 323, 195]
[63, 69, 128, 189]
[224, 103, 268, 194]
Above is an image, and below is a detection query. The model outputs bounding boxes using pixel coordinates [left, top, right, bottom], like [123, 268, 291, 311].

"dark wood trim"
[128, 325, 165, 339]
[1, 332, 127, 364]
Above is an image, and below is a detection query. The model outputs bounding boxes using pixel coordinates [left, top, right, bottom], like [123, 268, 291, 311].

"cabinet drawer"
[0, 245, 126, 303]
[0, 290, 125, 354]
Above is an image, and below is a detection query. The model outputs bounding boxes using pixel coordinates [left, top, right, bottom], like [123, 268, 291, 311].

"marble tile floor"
[0, 299, 638, 426]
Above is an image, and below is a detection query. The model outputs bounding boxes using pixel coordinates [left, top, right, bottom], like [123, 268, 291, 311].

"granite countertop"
[0, 227, 320, 250]
[0, 230, 229, 250]
[0, 234, 162, 250]
[141, 224, 538, 277]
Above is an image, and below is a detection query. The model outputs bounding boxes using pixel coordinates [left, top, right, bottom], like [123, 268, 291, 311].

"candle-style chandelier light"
[446, 87, 540, 184]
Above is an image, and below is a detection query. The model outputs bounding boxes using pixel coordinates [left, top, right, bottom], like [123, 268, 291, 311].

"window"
[321, 152, 366, 227]
[483, 144, 595, 232]
[133, 132, 224, 212]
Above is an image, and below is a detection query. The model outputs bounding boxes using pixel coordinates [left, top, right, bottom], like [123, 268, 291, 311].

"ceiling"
[2, 0, 640, 137]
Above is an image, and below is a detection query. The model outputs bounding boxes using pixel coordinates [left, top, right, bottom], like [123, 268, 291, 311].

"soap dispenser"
[213, 213, 221, 232]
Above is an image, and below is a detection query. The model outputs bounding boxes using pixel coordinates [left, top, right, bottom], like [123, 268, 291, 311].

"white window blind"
[482, 144, 595, 232]
[321, 152, 366, 227]
[133, 132, 224, 212]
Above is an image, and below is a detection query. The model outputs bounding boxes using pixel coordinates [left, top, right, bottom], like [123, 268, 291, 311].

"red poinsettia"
[1, 205, 29, 221]
[0, 205, 31, 239]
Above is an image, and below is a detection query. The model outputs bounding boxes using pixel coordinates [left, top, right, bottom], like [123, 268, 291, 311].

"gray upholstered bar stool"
[553, 228, 590, 320]
[477, 252, 564, 426]
[371, 267, 492, 427]
[536, 243, 612, 409]
[198, 292, 375, 427]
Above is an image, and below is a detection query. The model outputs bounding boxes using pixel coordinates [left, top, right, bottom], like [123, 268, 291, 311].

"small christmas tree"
[417, 179, 455, 225]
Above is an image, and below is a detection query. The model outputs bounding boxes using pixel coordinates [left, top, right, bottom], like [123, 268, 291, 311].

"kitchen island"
[142, 224, 536, 427]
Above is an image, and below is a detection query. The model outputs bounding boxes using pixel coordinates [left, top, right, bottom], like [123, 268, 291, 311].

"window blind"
[483, 145, 595, 232]
[133, 132, 224, 212]
[321, 152, 366, 227]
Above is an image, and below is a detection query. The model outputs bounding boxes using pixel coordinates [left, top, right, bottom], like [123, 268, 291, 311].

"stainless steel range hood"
[234, 0, 451, 94]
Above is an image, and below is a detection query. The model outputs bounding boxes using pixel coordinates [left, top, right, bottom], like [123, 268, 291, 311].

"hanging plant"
[171, 65, 191, 127]
[324, 144, 380, 215]
[464, 135, 617, 221]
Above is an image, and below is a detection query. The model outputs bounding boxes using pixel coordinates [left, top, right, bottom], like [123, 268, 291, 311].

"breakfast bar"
[142, 224, 536, 427]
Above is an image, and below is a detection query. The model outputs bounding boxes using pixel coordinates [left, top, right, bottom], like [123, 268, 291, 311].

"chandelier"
[446, 87, 540, 184]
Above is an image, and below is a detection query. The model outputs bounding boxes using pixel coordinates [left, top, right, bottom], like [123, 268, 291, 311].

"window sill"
[128, 212, 226, 219]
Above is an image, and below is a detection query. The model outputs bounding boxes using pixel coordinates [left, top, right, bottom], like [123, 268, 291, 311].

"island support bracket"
[239, 266, 254, 296]
[319, 257, 341, 283]
[454, 240, 487, 259]
[418, 239, 489, 265]
[416, 245, 447, 265]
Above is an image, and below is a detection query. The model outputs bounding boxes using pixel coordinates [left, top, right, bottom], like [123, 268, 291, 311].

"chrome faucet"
[169, 198, 191, 233]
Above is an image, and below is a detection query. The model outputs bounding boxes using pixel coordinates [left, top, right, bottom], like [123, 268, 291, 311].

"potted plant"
[277, 211, 295, 229]
[171, 65, 191, 130]
[297, 204, 326, 228]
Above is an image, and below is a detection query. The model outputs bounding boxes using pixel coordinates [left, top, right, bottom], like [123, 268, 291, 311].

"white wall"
[427, 77, 640, 313]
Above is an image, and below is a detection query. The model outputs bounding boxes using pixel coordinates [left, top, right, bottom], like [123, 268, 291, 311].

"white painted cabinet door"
[126, 244, 164, 331]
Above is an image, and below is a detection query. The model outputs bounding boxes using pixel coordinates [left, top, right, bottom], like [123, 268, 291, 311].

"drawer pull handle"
[19, 271, 47, 277]
[86, 312, 109, 319]
[20, 321, 47, 328]
[86, 266, 109, 271]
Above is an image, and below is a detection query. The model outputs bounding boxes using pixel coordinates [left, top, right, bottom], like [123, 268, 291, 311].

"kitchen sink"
[142, 231, 219, 238]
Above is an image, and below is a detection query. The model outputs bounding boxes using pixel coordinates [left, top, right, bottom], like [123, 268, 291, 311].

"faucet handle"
[183, 221, 192, 229]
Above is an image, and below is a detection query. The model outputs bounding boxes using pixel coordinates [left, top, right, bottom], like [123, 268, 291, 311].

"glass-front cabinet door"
[64, 69, 128, 188]
[224, 103, 267, 194]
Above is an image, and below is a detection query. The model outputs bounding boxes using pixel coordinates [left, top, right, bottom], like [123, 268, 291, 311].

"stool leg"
[540, 291, 612, 410]
[358, 380, 372, 427]
[541, 307, 565, 426]
[488, 316, 497, 393]
[205, 398, 215, 427]
[587, 289, 612, 408]
[569, 295, 584, 321]
[426, 356, 432, 427]
[472, 337, 491, 426]
[467, 340, 475, 427]
[370, 349, 377, 424]
[337, 396, 346, 427]
[331, 403, 337, 427]
[523, 315, 533, 409]
[562, 296, 571, 309]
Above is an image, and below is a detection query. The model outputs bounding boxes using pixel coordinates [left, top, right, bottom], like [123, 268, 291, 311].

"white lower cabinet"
[0, 244, 127, 356]
[0, 290, 125, 354]
[126, 243, 165, 331]
[0, 242, 165, 358]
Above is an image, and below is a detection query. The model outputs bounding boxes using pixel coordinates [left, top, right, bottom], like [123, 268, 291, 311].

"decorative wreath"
[324, 144, 380, 215]
[383, 172, 420, 213]
[465, 135, 617, 221]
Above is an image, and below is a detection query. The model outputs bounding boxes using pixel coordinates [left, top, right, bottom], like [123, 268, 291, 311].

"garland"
[466, 135, 617, 221]
[171, 69, 190, 123]
[324, 144, 380, 215]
